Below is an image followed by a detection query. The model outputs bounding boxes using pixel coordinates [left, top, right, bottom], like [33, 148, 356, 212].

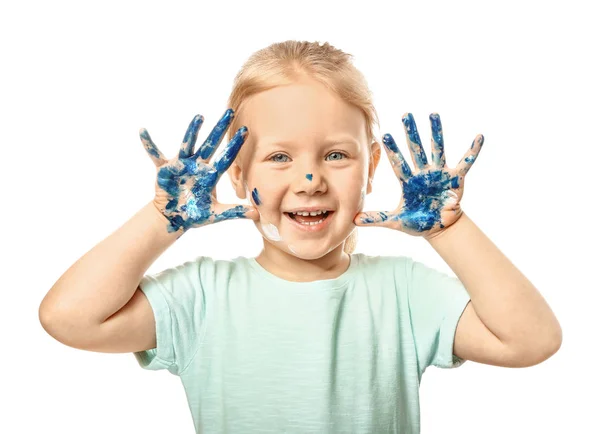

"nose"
[293, 170, 327, 196]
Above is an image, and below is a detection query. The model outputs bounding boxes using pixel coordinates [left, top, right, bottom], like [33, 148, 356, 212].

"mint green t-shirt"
[134, 253, 471, 433]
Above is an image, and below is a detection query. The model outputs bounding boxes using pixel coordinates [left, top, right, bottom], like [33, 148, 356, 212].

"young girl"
[39, 40, 562, 433]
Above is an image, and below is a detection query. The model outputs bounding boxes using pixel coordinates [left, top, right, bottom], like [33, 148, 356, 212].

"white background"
[1, 0, 596, 432]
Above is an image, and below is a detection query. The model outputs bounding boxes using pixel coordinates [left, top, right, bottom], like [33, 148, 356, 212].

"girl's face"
[229, 78, 380, 260]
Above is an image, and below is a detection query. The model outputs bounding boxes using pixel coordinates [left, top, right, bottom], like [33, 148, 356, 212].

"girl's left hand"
[354, 112, 483, 240]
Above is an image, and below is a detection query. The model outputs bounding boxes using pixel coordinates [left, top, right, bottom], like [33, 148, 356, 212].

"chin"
[281, 237, 346, 261]
[256, 212, 353, 259]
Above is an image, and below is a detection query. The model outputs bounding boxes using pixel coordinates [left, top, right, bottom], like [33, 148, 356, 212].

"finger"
[139, 128, 168, 167]
[382, 133, 413, 182]
[179, 114, 204, 159]
[212, 203, 259, 222]
[402, 112, 429, 170]
[354, 210, 393, 228]
[429, 113, 446, 168]
[194, 108, 235, 162]
[212, 126, 249, 176]
[456, 134, 484, 177]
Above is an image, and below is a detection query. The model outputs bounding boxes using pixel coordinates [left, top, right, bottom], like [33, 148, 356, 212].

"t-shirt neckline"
[246, 253, 360, 290]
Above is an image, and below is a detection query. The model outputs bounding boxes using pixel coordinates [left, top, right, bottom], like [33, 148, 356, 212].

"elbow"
[516, 330, 563, 368]
[526, 339, 562, 367]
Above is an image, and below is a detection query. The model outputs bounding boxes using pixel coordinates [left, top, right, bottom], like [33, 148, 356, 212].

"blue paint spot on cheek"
[306, 173, 313, 181]
[251, 188, 261, 206]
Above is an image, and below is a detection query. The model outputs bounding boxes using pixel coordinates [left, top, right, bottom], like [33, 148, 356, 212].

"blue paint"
[402, 113, 421, 145]
[360, 211, 389, 224]
[429, 113, 445, 166]
[139, 129, 161, 159]
[154, 121, 249, 233]
[382, 133, 412, 179]
[430, 113, 443, 145]
[306, 173, 313, 181]
[179, 115, 204, 159]
[251, 187, 261, 205]
[217, 205, 249, 220]
[367, 113, 481, 233]
[360, 170, 459, 231]
[198, 108, 234, 160]
[472, 135, 484, 149]
[397, 170, 459, 232]
[402, 113, 428, 169]
[213, 126, 247, 175]
[166, 198, 178, 211]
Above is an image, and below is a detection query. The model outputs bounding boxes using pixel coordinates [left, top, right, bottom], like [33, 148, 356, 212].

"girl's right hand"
[139, 108, 257, 234]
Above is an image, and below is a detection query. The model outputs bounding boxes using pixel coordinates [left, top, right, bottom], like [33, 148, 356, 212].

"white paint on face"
[246, 183, 284, 242]
[236, 78, 373, 261]
[261, 221, 282, 241]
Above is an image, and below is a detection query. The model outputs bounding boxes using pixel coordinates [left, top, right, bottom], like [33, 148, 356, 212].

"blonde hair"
[225, 40, 380, 254]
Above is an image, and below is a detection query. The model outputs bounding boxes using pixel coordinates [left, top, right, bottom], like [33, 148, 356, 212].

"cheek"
[337, 166, 369, 210]
[341, 165, 368, 192]
[245, 178, 284, 209]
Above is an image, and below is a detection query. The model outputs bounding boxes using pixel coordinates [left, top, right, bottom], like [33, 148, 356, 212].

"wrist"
[147, 201, 185, 239]
[424, 211, 467, 243]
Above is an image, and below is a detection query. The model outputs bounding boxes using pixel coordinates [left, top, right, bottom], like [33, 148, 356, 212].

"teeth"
[291, 210, 327, 216]
[287, 210, 330, 226]
[297, 216, 327, 225]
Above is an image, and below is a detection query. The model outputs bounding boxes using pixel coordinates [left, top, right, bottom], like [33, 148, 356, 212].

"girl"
[39, 40, 562, 433]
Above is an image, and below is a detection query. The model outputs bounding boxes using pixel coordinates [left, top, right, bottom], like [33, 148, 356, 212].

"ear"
[228, 158, 247, 200]
[366, 141, 381, 195]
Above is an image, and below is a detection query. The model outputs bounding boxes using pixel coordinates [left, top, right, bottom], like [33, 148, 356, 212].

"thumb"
[354, 211, 391, 228]
[214, 203, 259, 221]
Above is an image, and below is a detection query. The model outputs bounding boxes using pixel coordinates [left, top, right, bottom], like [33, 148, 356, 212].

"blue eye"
[325, 151, 347, 161]
[269, 152, 347, 163]
[270, 153, 290, 163]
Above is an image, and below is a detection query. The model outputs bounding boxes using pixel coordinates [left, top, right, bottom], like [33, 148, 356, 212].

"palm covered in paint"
[354, 112, 483, 239]
[139, 109, 256, 233]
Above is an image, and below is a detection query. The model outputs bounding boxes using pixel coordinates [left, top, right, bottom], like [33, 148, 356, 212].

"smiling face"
[229, 77, 380, 261]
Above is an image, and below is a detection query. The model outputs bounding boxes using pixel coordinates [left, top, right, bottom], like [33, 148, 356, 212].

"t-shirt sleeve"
[405, 257, 471, 375]
[133, 256, 207, 376]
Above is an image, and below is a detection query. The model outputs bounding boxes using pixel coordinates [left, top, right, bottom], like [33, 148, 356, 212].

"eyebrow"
[257, 136, 360, 149]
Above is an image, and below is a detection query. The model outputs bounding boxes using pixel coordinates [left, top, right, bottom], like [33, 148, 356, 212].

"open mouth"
[284, 211, 334, 228]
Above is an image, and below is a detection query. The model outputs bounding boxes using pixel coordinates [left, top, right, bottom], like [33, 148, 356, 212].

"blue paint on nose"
[251, 187, 261, 206]
[306, 173, 313, 181]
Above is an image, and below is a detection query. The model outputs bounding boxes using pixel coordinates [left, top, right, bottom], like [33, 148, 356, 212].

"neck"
[255, 242, 351, 283]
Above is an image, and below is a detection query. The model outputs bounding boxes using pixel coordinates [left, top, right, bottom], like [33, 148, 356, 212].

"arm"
[39, 111, 256, 353]
[39, 201, 181, 339]
[425, 212, 562, 365]
[355, 112, 562, 367]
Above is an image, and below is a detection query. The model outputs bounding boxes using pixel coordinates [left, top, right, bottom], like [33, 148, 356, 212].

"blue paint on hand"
[374, 113, 482, 235]
[396, 170, 460, 232]
[144, 111, 251, 233]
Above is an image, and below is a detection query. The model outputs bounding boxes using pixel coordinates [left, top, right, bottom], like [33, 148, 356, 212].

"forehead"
[238, 80, 367, 148]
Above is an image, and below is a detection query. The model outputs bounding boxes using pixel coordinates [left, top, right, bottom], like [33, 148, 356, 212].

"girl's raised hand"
[139, 109, 258, 234]
[354, 112, 483, 240]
